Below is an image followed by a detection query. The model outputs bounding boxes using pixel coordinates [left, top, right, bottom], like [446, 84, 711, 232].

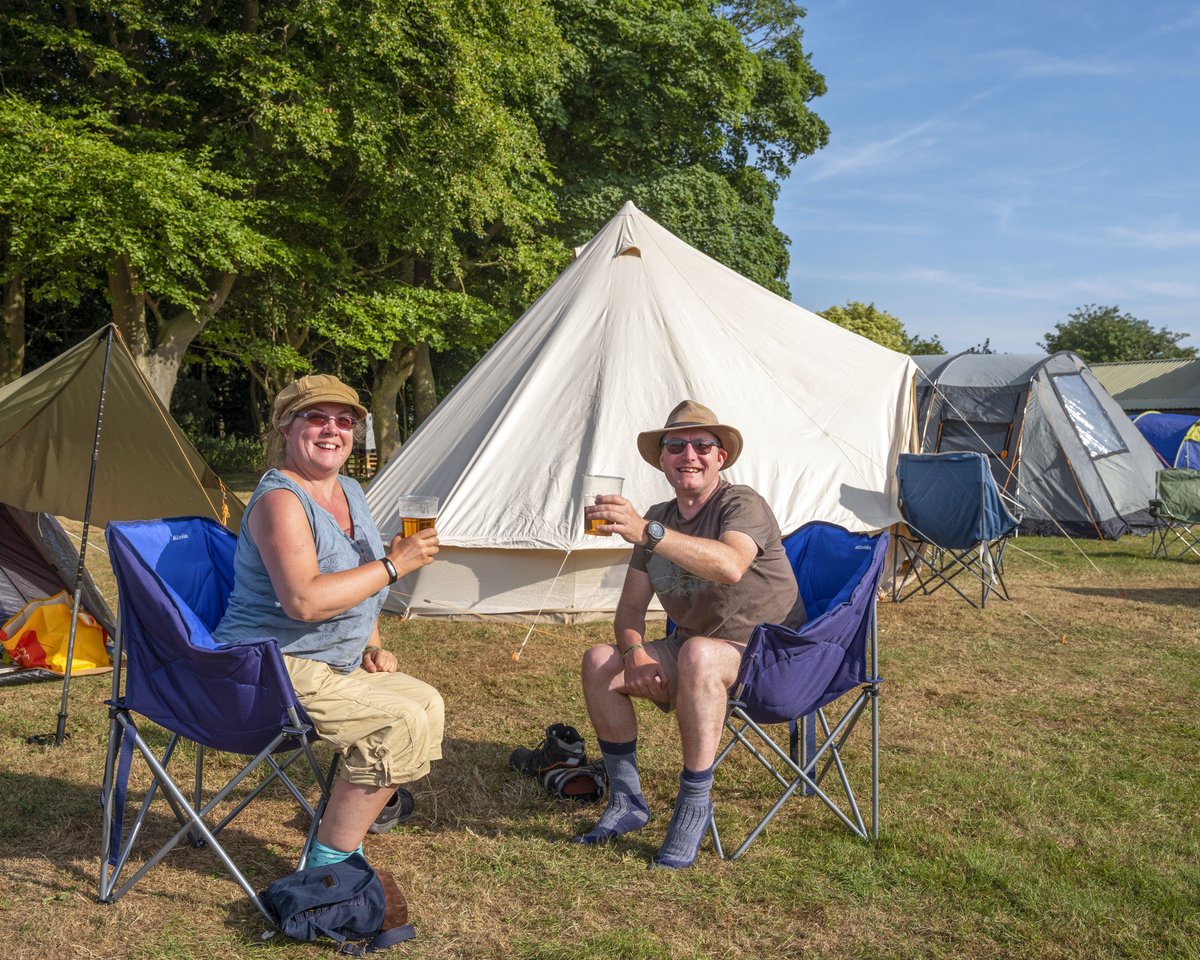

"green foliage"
[0, 94, 278, 309]
[819, 300, 944, 354]
[1039, 304, 1196, 363]
[186, 433, 267, 474]
[544, 0, 828, 295]
[2, 0, 832, 419]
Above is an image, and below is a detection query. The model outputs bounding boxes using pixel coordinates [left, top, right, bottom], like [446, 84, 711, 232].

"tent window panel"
[1051, 373, 1127, 459]
[937, 420, 1012, 460]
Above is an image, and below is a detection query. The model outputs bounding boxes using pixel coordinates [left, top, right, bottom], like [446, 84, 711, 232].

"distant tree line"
[821, 302, 1194, 365]
[1039, 304, 1195, 364]
[0, 0, 830, 462]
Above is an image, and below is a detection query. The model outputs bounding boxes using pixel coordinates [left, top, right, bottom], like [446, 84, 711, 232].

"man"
[578, 400, 800, 869]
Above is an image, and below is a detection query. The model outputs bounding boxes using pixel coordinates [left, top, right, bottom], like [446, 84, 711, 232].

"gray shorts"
[641, 631, 745, 713]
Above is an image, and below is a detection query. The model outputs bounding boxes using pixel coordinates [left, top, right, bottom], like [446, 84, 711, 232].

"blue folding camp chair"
[708, 522, 888, 860]
[99, 517, 335, 920]
[892, 451, 1021, 608]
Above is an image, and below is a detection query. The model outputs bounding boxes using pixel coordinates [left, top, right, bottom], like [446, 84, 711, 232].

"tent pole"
[41, 327, 114, 747]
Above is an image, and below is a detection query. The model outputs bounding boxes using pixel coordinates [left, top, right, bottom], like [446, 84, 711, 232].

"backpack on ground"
[259, 853, 414, 955]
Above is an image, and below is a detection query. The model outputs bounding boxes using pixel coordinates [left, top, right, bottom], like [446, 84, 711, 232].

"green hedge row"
[189, 434, 265, 474]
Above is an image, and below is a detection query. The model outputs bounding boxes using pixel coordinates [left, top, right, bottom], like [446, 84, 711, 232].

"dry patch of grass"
[1, 536, 1198, 959]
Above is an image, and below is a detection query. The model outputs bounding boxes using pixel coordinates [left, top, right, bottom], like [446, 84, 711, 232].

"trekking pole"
[33, 327, 114, 747]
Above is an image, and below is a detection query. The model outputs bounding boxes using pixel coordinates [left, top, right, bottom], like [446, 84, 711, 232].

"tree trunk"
[1, 269, 25, 386]
[370, 340, 416, 466]
[108, 255, 237, 406]
[411, 341, 437, 428]
[107, 253, 148, 351]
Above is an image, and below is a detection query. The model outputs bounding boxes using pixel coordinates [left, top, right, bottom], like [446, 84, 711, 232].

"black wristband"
[380, 557, 398, 584]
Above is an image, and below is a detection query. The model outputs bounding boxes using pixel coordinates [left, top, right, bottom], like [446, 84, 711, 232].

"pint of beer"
[396, 496, 438, 538]
[582, 475, 623, 536]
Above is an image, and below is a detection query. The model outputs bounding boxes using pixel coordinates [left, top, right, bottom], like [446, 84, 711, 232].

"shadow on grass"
[0, 771, 304, 895]
[1054, 585, 1200, 606]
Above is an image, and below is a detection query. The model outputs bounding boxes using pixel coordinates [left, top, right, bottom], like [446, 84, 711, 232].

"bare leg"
[581, 643, 638, 742]
[316, 780, 396, 851]
[673, 636, 744, 770]
[654, 636, 743, 870]
[576, 644, 659, 844]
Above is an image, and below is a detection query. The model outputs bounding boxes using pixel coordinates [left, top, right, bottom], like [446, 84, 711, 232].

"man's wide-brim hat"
[272, 373, 368, 427]
[637, 400, 743, 470]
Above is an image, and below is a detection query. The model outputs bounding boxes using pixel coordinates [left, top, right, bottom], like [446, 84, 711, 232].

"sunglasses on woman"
[293, 410, 361, 431]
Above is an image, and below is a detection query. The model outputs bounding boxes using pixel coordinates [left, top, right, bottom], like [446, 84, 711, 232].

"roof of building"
[1090, 358, 1200, 412]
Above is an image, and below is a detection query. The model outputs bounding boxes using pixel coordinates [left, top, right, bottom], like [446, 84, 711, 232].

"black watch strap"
[380, 557, 399, 584]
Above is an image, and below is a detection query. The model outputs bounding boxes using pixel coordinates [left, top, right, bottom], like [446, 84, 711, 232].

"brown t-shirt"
[630, 481, 800, 643]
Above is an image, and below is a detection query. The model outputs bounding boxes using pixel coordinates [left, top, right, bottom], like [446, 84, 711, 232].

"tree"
[540, 0, 829, 296]
[1, 0, 565, 423]
[1039, 305, 1196, 363]
[0, 9, 290, 397]
[819, 301, 943, 354]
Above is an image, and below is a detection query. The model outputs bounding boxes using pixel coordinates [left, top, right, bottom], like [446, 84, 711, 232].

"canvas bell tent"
[0, 325, 243, 736]
[913, 351, 1159, 539]
[1132, 412, 1200, 469]
[366, 202, 918, 620]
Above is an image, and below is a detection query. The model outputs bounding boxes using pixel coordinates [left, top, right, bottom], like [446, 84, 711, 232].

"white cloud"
[801, 87, 1003, 183]
[1106, 225, 1200, 250]
[986, 48, 1132, 78]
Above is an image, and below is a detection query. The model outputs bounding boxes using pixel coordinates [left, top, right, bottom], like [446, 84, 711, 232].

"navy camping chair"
[708, 522, 888, 860]
[99, 517, 335, 921]
[892, 451, 1020, 608]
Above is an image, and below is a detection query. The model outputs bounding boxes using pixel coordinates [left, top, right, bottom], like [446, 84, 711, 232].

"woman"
[214, 373, 443, 868]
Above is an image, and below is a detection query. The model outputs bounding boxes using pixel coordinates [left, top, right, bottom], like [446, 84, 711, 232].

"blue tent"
[1133, 412, 1200, 469]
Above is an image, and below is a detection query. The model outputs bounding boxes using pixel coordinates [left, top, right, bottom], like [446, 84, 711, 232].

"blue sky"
[777, 1, 1200, 355]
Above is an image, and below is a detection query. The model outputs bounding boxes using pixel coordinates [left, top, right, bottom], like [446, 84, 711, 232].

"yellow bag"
[0, 590, 111, 673]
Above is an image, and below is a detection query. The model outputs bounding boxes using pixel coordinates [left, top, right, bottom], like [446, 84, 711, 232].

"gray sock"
[573, 740, 651, 845]
[651, 767, 713, 869]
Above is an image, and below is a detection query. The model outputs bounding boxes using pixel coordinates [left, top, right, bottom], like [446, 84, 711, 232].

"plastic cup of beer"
[582, 474, 623, 536]
[396, 496, 438, 538]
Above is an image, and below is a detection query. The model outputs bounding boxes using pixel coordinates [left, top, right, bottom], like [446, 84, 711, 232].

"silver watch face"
[648, 521, 665, 541]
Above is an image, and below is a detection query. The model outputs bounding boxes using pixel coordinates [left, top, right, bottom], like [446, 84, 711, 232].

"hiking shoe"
[542, 760, 608, 803]
[368, 787, 415, 833]
[510, 723, 586, 778]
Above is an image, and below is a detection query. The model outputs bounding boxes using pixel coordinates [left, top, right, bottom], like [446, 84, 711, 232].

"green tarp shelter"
[0, 325, 244, 738]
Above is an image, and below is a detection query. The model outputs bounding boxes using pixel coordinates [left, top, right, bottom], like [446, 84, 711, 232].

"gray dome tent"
[912, 351, 1160, 539]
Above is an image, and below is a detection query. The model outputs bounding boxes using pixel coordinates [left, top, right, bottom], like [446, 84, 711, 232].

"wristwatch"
[644, 520, 666, 554]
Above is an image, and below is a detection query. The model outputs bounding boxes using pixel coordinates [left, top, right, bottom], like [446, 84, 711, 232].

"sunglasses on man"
[661, 438, 722, 455]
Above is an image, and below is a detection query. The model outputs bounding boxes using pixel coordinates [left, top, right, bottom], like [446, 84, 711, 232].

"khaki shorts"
[284, 655, 445, 788]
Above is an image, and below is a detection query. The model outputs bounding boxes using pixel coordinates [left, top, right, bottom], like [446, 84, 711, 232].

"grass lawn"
[1, 534, 1197, 959]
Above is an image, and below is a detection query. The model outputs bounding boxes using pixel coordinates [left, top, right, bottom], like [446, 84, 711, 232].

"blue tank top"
[213, 469, 388, 672]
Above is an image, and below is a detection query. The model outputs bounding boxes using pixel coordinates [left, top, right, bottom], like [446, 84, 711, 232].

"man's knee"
[582, 643, 620, 681]
[677, 636, 742, 684]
